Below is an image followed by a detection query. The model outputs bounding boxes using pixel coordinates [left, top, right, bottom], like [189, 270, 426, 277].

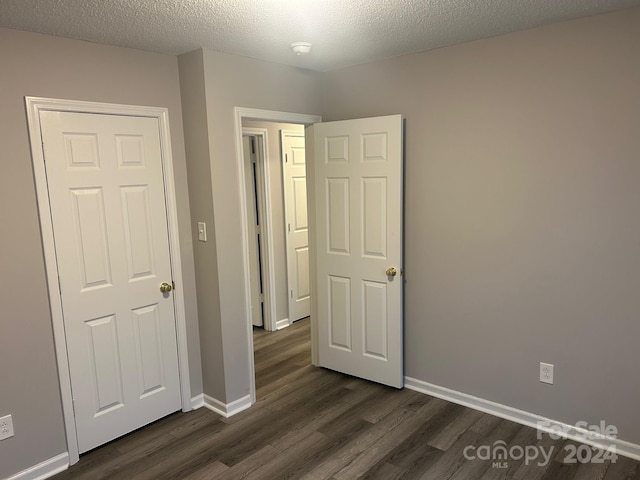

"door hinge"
[288, 223, 291, 233]
[285, 153, 288, 163]
[290, 289, 294, 298]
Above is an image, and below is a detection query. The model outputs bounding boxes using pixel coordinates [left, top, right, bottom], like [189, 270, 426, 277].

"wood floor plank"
[53, 319, 640, 480]
[216, 385, 360, 467]
[254, 363, 316, 399]
[254, 355, 305, 388]
[448, 419, 523, 480]
[261, 367, 343, 412]
[273, 418, 374, 479]
[539, 461, 579, 480]
[270, 382, 381, 451]
[469, 413, 503, 436]
[316, 384, 399, 437]
[509, 429, 561, 480]
[359, 387, 420, 424]
[179, 461, 229, 480]
[360, 461, 403, 480]
[240, 430, 327, 480]
[419, 430, 486, 480]
[428, 407, 485, 451]
[214, 445, 280, 480]
[573, 460, 612, 480]
[358, 403, 465, 479]
[169, 410, 224, 439]
[254, 341, 309, 373]
[299, 393, 432, 479]
[106, 421, 235, 480]
[478, 426, 541, 480]
[602, 454, 639, 479]
[52, 443, 123, 480]
[383, 402, 467, 468]
[333, 397, 449, 480]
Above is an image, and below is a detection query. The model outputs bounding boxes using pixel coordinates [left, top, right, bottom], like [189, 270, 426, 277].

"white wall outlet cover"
[0, 414, 14, 440]
[540, 362, 554, 385]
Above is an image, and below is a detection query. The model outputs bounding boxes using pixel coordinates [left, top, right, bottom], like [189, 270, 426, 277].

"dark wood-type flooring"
[54, 318, 639, 479]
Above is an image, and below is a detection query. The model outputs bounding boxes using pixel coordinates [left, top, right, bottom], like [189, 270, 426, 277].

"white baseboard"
[191, 393, 205, 410]
[7, 452, 69, 480]
[405, 376, 640, 462]
[202, 394, 252, 418]
[276, 318, 290, 330]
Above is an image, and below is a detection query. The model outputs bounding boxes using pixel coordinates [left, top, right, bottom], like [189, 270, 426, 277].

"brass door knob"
[160, 282, 173, 293]
[386, 267, 397, 277]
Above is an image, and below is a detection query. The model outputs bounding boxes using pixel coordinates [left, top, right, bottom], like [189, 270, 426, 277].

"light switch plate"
[197, 222, 207, 242]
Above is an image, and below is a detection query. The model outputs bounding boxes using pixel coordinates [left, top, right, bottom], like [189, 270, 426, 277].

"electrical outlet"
[540, 362, 554, 385]
[0, 414, 14, 441]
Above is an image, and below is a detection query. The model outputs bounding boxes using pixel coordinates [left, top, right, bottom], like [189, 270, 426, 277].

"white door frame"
[233, 108, 321, 403]
[241, 127, 277, 331]
[25, 97, 192, 465]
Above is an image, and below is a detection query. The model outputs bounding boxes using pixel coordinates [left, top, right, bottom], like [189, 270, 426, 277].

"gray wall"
[178, 49, 322, 403]
[0, 28, 202, 478]
[242, 120, 305, 324]
[178, 50, 226, 402]
[321, 7, 640, 444]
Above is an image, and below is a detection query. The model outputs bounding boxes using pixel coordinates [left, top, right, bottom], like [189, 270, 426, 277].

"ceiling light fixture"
[291, 42, 312, 56]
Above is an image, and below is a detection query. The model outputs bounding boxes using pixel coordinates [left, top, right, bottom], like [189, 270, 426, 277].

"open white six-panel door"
[310, 114, 404, 388]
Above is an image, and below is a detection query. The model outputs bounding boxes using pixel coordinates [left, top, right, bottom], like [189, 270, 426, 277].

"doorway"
[234, 108, 322, 403]
[242, 120, 309, 332]
[241, 120, 312, 399]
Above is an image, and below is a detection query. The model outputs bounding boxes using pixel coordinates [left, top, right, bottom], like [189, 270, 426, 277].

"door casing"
[25, 97, 192, 465]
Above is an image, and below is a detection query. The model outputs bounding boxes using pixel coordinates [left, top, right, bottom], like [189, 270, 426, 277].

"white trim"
[276, 318, 291, 330]
[6, 453, 69, 480]
[191, 393, 205, 409]
[242, 127, 278, 332]
[234, 108, 322, 405]
[405, 376, 640, 462]
[202, 394, 252, 418]
[156, 108, 194, 413]
[25, 97, 192, 465]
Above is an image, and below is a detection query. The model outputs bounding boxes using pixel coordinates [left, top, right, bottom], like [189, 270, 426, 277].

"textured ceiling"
[1, 0, 639, 71]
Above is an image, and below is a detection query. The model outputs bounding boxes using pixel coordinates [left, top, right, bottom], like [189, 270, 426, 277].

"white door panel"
[40, 111, 181, 453]
[283, 131, 311, 321]
[312, 115, 403, 388]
